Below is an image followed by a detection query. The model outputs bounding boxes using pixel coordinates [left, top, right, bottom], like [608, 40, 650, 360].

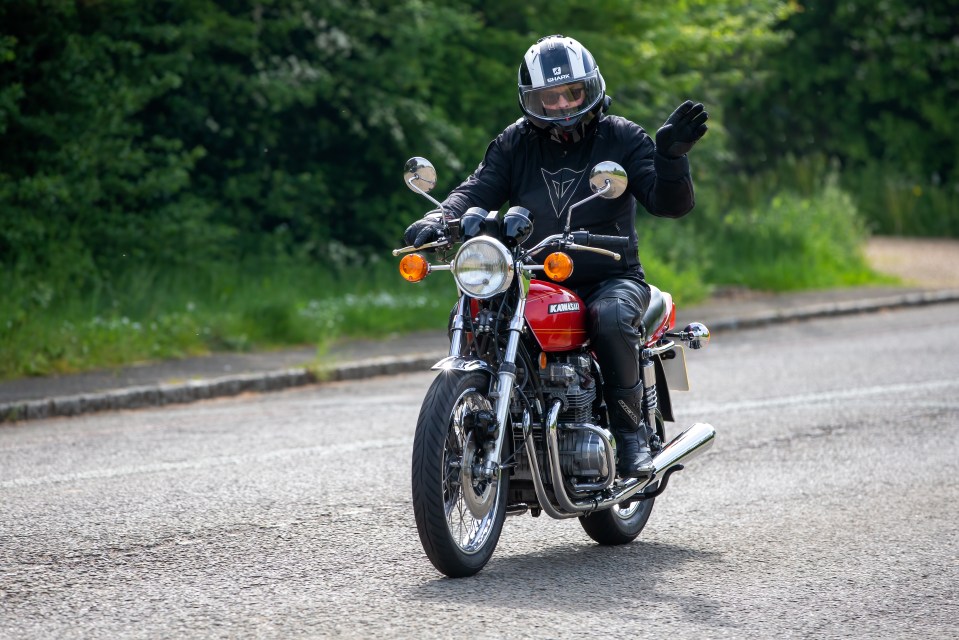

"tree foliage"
[3, 0, 953, 303]
[724, 0, 958, 233]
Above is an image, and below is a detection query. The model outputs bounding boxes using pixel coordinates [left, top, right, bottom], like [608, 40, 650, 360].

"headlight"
[453, 237, 514, 299]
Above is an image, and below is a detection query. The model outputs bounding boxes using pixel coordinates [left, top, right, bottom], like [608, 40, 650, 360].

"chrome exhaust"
[532, 400, 716, 517]
[651, 422, 715, 477]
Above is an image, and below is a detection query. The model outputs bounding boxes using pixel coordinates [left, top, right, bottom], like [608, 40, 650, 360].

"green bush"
[724, 0, 958, 237]
[698, 180, 878, 291]
[841, 163, 959, 237]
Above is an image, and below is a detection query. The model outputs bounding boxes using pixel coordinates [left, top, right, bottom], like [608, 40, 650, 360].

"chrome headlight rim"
[452, 237, 515, 299]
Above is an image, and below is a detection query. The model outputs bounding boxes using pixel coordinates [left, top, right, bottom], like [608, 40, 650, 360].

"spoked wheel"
[578, 411, 666, 545]
[411, 370, 509, 577]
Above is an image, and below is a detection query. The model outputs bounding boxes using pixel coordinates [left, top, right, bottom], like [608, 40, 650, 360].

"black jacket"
[439, 114, 695, 289]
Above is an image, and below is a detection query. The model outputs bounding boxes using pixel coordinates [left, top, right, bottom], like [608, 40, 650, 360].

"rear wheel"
[578, 411, 665, 545]
[411, 370, 509, 577]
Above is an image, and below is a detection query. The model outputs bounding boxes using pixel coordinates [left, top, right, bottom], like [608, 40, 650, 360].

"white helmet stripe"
[566, 41, 586, 78]
[524, 47, 545, 87]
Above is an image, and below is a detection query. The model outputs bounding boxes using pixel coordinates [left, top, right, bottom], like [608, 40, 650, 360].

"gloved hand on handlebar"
[655, 100, 708, 158]
[403, 213, 444, 248]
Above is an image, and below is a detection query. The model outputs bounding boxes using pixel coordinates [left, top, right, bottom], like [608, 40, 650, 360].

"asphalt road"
[2, 303, 958, 639]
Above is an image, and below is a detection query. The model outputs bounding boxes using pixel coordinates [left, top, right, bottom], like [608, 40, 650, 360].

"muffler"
[535, 403, 716, 517]
[651, 422, 716, 477]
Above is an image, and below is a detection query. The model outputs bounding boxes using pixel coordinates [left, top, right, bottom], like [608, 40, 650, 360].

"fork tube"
[448, 295, 466, 357]
[488, 286, 527, 467]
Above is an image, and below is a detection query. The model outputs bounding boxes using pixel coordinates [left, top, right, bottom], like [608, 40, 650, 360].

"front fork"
[448, 279, 529, 477]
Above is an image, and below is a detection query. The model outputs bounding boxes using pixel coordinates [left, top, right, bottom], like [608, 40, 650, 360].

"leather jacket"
[436, 114, 696, 288]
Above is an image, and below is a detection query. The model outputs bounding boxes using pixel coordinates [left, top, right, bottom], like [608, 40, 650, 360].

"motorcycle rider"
[403, 34, 708, 478]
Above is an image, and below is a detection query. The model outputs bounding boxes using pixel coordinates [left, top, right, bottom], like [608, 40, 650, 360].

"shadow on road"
[407, 538, 736, 628]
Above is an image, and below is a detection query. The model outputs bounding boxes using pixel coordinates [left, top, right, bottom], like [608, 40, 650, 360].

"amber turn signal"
[399, 253, 430, 282]
[543, 252, 574, 282]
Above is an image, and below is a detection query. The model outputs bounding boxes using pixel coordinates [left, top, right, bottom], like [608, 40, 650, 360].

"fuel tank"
[524, 280, 589, 352]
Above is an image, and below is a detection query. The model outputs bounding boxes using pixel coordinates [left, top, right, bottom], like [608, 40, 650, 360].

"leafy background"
[0, 0, 955, 378]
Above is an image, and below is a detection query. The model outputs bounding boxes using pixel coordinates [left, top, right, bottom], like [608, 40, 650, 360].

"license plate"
[661, 345, 690, 391]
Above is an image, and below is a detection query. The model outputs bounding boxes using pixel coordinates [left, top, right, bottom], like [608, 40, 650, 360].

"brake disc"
[460, 439, 497, 519]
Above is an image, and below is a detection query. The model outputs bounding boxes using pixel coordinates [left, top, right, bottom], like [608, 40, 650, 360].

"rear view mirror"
[404, 157, 437, 194]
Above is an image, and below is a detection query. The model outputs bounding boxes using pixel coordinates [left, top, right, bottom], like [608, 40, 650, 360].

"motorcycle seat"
[642, 285, 667, 340]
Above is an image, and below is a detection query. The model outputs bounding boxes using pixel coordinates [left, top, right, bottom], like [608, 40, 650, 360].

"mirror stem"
[407, 177, 449, 229]
[564, 180, 610, 235]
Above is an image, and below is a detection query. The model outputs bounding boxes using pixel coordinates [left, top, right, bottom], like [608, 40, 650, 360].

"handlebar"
[570, 231, 630, 255]
[394, 228, 629, 262]
[524, 231, 627, 261]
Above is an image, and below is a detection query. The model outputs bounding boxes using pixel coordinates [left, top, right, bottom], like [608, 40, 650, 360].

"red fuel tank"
[524, 280, 589, 352]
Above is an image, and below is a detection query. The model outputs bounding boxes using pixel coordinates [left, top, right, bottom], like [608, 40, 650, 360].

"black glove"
[403, 217, 443, 248]
[655, 100, 708, 158]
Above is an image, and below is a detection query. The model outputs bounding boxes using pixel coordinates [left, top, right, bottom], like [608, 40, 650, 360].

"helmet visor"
[520, 71, 603, 122]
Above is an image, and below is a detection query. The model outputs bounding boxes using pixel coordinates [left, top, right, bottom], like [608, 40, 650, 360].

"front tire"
[411, 370, 509, 577]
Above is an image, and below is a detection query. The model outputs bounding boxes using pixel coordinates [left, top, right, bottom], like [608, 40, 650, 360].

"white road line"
[7, 379, 957, 490]
[0, 437, 410, 489]
[685, 379, 959, 414]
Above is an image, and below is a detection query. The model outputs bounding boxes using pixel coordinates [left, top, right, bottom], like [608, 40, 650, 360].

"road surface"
[2, 303, 957, 639]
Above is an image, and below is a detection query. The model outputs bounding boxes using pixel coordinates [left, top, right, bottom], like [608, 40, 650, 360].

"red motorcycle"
[395, 157, 715, 578]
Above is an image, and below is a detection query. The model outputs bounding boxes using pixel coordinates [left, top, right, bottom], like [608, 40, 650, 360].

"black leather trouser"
[580, 277, 652, 434]
[581, 277, 651, 390]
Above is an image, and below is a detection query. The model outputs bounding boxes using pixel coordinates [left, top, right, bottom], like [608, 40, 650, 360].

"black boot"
[607, 383, 654, 479]
[614, 429, 654, 478]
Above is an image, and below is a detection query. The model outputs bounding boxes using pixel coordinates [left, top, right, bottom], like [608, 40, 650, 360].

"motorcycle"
[395, 157, 715, 578]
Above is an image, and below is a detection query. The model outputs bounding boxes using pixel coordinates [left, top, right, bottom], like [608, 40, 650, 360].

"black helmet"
[518, 35, 606, 136]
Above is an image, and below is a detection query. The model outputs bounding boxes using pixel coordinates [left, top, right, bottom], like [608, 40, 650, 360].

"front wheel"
[411, 370, 509, 577]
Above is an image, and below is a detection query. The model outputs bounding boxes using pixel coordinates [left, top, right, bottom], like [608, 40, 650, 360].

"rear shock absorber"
[640, 356, 659, 445]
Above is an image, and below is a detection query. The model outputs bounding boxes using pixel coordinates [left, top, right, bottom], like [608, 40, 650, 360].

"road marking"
[0, 437, 410, 490]
[7, 379, 956, 490]
[685, 379, 959, 414]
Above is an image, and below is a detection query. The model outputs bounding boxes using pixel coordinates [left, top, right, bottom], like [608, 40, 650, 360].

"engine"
[541, 354, 610, 481]
[541, 354, 596, 424]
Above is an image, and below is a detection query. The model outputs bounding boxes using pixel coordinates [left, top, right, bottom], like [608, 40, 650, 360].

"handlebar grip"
[571, 231, 629, 253]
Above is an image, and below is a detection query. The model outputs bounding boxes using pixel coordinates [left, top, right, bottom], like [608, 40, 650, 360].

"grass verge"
[0, 259, 456, 380]
[1, 180, 896, 381]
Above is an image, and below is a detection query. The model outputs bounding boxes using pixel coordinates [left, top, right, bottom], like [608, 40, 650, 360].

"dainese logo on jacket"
[541, 166, 588, 218]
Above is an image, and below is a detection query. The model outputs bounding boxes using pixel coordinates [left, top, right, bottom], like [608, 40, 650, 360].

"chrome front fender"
[430, 356, 497, 377]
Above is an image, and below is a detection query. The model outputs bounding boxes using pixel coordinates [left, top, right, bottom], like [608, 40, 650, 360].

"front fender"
[430, 356, 497, 377]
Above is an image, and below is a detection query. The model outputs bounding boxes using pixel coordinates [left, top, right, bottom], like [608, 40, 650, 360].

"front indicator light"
[399, 253, 430, 282]
[543, 252, 574, 282]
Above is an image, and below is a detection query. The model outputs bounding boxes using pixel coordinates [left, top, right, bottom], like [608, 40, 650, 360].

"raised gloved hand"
[655, 100, 709, 158]
[403, 216, 444, 248]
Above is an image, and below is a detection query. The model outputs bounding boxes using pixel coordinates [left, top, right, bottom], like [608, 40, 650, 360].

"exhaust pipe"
[651, 422, 715, 477]
[534, 398, 716, 517]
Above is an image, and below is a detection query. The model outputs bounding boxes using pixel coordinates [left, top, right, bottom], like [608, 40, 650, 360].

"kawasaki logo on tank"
[548, 302, 581, 314]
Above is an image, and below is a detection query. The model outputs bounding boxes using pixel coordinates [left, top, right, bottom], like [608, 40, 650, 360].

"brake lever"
[392, 237, 450, 256]
[564, 243, 621, 261]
